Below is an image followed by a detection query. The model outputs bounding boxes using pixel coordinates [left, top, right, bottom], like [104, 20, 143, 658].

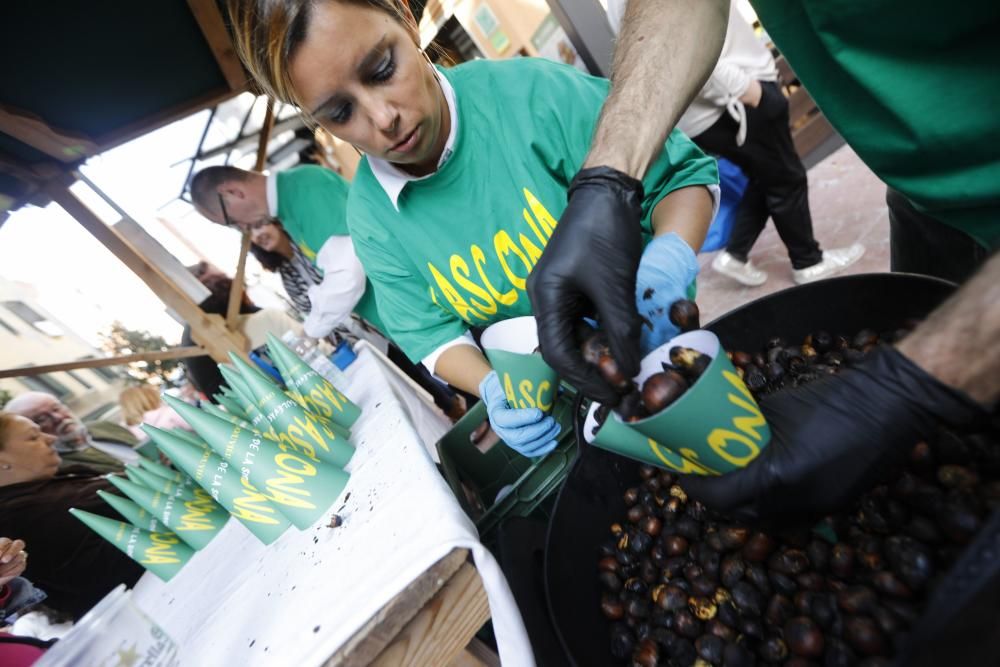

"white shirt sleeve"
[301, 236, 368, 339]
[421, 332, 479, 377]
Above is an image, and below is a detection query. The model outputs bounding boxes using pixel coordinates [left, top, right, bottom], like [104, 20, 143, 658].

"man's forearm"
[585, 0, 729, 178]
[897, 251, 1000, 404]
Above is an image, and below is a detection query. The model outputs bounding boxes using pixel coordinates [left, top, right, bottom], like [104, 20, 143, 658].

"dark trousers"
[386, 344, 461, 413]
[887, 187, 989, 284]
[694, 81, 823, 269]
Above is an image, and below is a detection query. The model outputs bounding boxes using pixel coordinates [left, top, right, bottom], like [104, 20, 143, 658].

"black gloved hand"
[527, 166, 645, 406]
[681, 346, 987, 525]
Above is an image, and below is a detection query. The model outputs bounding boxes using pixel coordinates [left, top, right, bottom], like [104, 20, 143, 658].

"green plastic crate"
[436, 387, 578, 540]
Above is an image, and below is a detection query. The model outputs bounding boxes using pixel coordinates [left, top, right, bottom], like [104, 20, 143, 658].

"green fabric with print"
[752, 0, 1000, 248]
[347, 58, 718, 363]
[274, 165, 385, 331]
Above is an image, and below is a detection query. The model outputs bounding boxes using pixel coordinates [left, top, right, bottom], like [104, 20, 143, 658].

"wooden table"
[328, 549, 497, 667]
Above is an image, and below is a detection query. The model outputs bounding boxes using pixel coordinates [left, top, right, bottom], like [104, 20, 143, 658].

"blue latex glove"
[479, 371, 560, 458]
[635, 232, 700, 356]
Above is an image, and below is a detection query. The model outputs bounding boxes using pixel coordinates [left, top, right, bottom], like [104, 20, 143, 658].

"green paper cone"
[97, 491, 163, 532]
[584, 403, 717, 475]
[623, 330, 770, 474]
[138, 457, 184, 483]
[266, 333, 362, 430]
[135, 440, 160, 461]
[106, 476, 228, 550]
[218, 365, 255, 406]
[125, 467, 150, 487]
[214, 393, 248, 419]
[219, 366, 277, 432]
[202, 401, 256, 431]
[229, 353, 355, 469]
[152, 428, 292, 544]
[70, 509, 193, 581]
[481, 317, 559, 415]
[169, 427, 209, 448]
[166, 397, 349, 529]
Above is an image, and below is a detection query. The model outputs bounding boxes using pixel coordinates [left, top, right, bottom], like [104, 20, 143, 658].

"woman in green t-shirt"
[226, 0, 719, 458]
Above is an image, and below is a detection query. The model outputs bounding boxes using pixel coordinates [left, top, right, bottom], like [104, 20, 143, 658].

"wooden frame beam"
[45, 175, 248, 364]
[0, 104, 98, 163]
[0, 346, 206, 380]
[187, 0, 247, 92]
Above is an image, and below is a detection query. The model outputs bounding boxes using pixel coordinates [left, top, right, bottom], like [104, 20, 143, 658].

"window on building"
[21, 373, 72, 399]
[0, 317, 17, 335]
[81, 357, 120, 381]
[66, 370, 94, 390]
[1, 301, 63, 336]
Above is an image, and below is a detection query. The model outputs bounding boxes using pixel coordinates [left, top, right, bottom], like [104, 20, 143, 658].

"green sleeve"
[346, 174, 469, 363]
[278, 166, 351, 259]
[525, 59, 719, 236]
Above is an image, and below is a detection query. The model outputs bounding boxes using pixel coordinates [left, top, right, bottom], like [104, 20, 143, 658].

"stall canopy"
[0, 0, 258, 377]
[0, 1, 247, 215]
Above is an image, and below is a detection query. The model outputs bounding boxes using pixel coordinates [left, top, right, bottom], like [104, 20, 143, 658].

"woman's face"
[289, 2, 449, 175]
[250, 222, 292, 256]
[0, 416, 60, 482]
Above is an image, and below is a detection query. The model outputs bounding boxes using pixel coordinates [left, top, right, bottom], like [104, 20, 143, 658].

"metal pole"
[544, 0, 615, 77]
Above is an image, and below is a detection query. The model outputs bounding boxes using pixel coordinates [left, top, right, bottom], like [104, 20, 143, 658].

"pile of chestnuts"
[584, 300, 707, 423]
[597, 327, 999, 665]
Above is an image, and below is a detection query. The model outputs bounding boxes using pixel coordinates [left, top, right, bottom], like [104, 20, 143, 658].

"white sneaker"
[711, 251, 768, 286]
[792, 244, 866, 284]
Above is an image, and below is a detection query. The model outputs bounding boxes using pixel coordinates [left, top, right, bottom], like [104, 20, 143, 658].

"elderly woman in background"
[118, 385, 192, 442]
[0, 413, 143, 620]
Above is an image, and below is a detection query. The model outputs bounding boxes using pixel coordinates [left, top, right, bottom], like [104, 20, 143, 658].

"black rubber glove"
[527, 166, 645, 406]
[681, 346, 987, 525]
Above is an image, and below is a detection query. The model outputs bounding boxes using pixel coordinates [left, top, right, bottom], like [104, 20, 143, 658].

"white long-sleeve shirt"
[606, 1, 777, 144]
[300, 235, 367, 338]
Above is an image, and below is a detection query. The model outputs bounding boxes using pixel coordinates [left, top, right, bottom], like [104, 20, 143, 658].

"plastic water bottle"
[282, 332, 349, 388]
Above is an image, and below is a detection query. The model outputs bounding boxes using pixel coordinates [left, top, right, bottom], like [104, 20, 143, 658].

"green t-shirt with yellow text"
[347, 58, 718, 362]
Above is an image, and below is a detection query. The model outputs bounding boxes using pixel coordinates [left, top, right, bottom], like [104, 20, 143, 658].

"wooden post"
[46, 176, 247, 363]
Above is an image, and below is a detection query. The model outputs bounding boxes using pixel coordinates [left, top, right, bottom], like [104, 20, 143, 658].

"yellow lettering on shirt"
[428, 263, 488, 322]
[524, 189, 557, 238]
[421, 188, 559, 324]
[471, 245, 517, 306]
[494, 230, 532, 290]
[518, 233, 544, 265]
[451, 255, 498, 315]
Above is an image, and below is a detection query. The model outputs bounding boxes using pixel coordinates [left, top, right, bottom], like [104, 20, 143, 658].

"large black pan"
[543, 273, 997, 666]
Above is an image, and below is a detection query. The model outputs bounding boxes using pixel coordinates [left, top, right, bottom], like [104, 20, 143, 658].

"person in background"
[190, 163, 467, 419]
[118, 385, 192, 441]
[0, 537, 51, 666]
[607, 1, 864, 287]
[0, 413, 144, 620]
[190, 164, 378, 340]
[4, 393, 139, 474]
[181, 262, 303, 398]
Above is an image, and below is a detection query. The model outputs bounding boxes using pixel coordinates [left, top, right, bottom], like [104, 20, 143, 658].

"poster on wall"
[473, 3, 510, 55]
[531, 14, 586, 72]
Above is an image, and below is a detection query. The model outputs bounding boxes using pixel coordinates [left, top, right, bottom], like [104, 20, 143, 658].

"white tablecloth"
[132, 346, 534, 666]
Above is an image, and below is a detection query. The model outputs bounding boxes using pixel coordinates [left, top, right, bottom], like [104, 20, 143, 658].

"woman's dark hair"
[197, 274, 260, 315]
[249, 224, 295, 272]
